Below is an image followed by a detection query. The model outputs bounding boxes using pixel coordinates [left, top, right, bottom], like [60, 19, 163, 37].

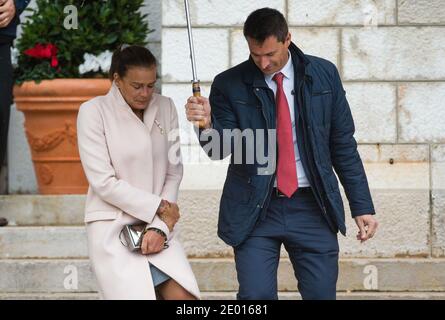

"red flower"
[51, 55, 59, 68]
[24, 43, 59, 68]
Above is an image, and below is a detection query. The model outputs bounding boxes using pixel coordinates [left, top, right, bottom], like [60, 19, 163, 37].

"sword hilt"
[191, 80, 206, 129]
[192, 80, 201, 97]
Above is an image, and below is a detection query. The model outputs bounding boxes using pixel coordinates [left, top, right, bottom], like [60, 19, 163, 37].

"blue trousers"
[234, 188, 339, 300]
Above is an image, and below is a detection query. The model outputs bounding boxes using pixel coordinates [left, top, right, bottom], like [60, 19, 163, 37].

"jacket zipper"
[254, 87, 275, 209]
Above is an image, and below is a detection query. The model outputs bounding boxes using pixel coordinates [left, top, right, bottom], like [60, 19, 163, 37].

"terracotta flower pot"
[13, 79, 111, 194]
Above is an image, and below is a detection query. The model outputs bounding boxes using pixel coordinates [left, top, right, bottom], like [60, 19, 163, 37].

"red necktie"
[273, 72, 298, 197]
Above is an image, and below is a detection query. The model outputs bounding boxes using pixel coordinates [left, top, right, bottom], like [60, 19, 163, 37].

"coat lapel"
[143, 94, 160, 133]
[108, 82, 160, 133]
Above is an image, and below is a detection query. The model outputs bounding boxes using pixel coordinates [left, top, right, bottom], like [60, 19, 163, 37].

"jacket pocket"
[234, 100, 261, 109]
[326, 172, 340, 193]
[222, 169, 254, 204]
[84, 210, 119, 223]
[312, 90, 332, 96]
[311, 90, 333, 127]
[313, 125, 333, 174]
[315, 124, 330, 146]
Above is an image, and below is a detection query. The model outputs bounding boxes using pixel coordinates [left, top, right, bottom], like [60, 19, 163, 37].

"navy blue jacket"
[199, 42, 375, 247]
[0, 0, 30, 41]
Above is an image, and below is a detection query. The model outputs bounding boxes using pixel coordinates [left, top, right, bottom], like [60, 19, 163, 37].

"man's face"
[246, 33, 291, 75]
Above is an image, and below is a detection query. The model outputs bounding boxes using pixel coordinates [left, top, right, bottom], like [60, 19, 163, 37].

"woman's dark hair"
[243, 8, 288, 43]
[109, 44, 157, 81]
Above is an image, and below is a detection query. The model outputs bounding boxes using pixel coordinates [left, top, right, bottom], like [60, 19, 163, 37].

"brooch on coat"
[154, 119, 165, 135]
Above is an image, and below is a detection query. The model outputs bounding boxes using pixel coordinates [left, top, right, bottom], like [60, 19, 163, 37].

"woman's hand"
[141, 229, 165, 255]
[157, 200, 180, 232]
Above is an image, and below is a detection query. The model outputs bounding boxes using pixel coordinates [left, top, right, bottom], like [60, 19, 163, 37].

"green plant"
[14, 0, 152, 83]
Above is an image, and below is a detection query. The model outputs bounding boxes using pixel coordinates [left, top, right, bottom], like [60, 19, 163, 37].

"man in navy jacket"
[0, 0, 30, 180]
[186, 8, 378, 299]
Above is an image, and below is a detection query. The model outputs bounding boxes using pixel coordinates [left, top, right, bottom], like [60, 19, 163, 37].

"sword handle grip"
[192, 81, 201, 97]
[192, 81, 206, 128]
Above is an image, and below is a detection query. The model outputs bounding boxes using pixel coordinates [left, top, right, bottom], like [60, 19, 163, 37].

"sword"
[184, 0, 205, 128]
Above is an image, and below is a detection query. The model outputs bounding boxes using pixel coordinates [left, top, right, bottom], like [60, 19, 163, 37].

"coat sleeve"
[77, 102, 162, 224]
[159, 98, 183, 202]
[329, 64, 376, 218]
[148, 98, 184, 240]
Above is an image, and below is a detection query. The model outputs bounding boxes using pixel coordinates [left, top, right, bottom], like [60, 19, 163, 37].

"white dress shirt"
[264, 51, 310, 188]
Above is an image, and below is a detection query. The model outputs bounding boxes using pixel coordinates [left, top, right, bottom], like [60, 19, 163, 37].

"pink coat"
[77, 82, 200, 300]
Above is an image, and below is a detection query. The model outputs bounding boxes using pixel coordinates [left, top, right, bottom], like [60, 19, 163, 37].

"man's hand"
[141, 229, 165, 255]
[354, 214, 378, 243]
[157, 201, 180, 232]
[0, 0, 16, 29]
[185, 96, 212, 129]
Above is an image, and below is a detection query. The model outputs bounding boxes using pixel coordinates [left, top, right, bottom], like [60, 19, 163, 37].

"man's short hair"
[243, 8, 288, 43]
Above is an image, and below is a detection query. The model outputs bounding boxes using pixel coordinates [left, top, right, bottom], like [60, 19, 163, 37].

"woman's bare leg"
[156, 279, 197, 300]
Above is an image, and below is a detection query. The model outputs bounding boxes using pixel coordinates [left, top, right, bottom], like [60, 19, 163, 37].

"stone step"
[1, 291, 445, 300]
[0, 195, 85, 226]
[0, 227, 87, 259]
[0, 221, 443, 264]
[0, 259, 445, 293]
[0, 190, 440, 259]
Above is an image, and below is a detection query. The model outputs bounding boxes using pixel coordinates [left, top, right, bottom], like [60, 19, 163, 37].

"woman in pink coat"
[77, 45, 200, 300]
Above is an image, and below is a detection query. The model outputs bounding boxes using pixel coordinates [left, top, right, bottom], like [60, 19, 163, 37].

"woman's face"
[114, 66, 157, 110]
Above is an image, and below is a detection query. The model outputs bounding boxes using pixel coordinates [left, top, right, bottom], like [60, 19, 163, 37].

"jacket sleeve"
[329, 65, 376, 217]
[14, 0, 30, 15]
[77, 102, 162, 224]
[199, 77, 239, 160]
